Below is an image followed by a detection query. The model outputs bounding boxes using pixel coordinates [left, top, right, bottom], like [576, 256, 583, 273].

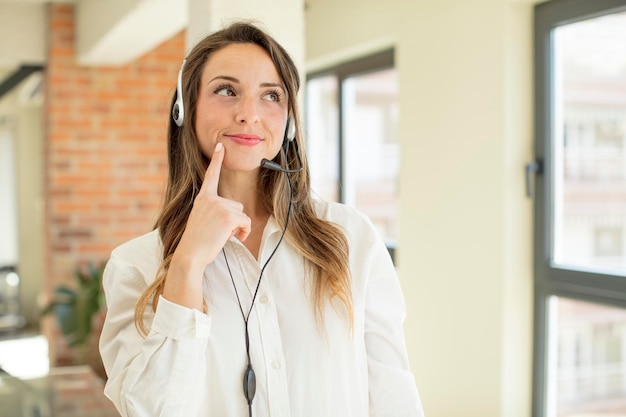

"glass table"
[0, 365, 120, 417]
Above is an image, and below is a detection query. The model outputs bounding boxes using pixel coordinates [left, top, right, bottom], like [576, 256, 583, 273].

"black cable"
[222, 166, 294, 417]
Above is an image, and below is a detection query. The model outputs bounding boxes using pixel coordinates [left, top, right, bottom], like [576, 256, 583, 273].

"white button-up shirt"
[99, 200, 424, 417]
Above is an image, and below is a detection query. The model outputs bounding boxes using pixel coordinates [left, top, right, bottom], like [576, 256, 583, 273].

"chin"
[224, 158, 263, 172]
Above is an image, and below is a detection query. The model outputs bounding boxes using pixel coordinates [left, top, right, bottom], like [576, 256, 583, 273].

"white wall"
[0, 125, 18, 266]
[0, 3, 45, 67]
[76, 0, 188, 65]
[305, 0, 400, 71]
[306, 0, 535, 415]
[16, 104, 44, 326]
[187, 0, 305, 72]
[0, 80, 44, 326]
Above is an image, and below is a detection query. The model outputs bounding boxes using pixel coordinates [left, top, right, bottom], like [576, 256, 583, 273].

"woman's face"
[194, 43, 289, 173]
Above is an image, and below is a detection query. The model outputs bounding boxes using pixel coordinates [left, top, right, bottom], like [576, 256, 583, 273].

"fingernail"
[215, 143, 223, 152]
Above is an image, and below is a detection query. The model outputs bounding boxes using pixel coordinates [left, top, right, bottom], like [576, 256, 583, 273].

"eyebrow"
[208, 75, 285, 90]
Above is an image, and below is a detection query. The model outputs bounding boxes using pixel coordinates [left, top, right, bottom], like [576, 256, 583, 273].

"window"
[306, 50, 398, 258]
[533, 1, 626, 416]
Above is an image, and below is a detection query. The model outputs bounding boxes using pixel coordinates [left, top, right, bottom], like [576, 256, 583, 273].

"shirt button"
[259, 295, 269, 304]
[272, 360, 281, 370]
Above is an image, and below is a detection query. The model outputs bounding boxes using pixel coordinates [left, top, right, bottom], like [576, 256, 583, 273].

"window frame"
[307, 49, 394, 202]
[306, 49, 397, 260]
[532, 0, 626, 415]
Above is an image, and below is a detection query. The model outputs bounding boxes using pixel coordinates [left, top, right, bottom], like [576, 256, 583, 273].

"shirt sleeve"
[99, 255, 212, 417]
[362, 223, 425, 417]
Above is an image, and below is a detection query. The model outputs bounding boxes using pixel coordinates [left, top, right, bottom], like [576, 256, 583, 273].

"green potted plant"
[41, 261, 107, 375]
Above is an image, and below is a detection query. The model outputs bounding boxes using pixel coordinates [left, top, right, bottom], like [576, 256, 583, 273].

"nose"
[235, 96, 260, 125]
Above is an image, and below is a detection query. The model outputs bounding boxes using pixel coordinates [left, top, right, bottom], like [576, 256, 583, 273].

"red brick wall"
[44, 4, 184, 366]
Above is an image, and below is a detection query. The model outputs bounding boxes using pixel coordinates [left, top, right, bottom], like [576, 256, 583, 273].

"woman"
[99, 21, 424, 417]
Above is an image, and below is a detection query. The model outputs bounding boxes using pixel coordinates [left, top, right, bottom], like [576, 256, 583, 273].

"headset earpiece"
[172, 59, 186, 127]
[285, 117, 296, 142]
[264, 116, 302, 172]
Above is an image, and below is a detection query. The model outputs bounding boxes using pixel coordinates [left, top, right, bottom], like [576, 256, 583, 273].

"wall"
[187, 0, 304, 69]
[17, 105, 44, 326]
[0, 3, 45, 66]
[43, 4, 184, 363]
[0, 81, 44, 327]
[0, 126, 18, 266]
[306, 0, 534, 416]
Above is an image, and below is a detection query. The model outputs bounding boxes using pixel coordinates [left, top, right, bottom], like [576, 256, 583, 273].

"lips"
[224, 133, 263, 146]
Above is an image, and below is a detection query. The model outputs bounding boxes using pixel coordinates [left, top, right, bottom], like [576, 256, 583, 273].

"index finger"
[201, 142, 224, 195]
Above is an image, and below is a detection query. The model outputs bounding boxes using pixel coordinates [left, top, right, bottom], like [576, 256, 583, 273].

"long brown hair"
[135, 21, 352, 335]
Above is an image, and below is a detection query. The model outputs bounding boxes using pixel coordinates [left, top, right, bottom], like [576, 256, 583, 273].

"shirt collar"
[227, 214, 282, 246]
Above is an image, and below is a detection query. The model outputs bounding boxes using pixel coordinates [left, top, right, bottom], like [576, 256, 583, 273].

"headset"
[172, 59, 186, 127]
[172, 59, 303, 174]
[172, 59, 300, 174]
[172, 60, 295, 137]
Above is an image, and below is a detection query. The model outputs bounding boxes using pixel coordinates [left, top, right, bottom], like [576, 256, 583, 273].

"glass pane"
[552, 12, 626, 275]
[547, 297, 626, 416]
[306, 75, 340, 202]
[342, 68, 399, 245]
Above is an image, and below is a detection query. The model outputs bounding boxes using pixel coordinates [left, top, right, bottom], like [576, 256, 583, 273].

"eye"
[263, 89, 283, 102]
[214, 84, 235, 97]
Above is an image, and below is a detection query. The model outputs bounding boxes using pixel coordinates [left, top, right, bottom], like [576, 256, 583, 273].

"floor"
[0, 333, 120, 417]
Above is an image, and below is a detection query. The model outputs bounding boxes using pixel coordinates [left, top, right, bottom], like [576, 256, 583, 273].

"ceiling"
[0, 0, 187, 107]
[0, 0, 551, 108]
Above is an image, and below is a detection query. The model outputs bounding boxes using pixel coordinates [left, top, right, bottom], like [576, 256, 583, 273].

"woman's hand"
[176, 142, 251, 264]
[162, 142, 251, 310]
